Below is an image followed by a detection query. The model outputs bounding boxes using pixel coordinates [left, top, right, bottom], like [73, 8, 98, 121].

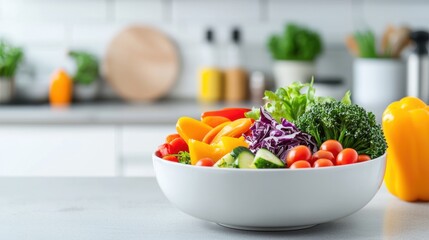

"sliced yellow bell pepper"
[382, 96, 429, 202]
[215, 136, 249, 155]
[176, 117, 212, 142]
[188, 139, 224, 165]
[188, 136, 249, 165]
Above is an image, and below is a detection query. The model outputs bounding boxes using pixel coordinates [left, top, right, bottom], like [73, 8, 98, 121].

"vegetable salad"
[156, 81, 387, 169]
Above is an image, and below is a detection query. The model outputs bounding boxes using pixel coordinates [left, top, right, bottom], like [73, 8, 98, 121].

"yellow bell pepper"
[188, 136, 249, 165]
[382, 96, 429, 202]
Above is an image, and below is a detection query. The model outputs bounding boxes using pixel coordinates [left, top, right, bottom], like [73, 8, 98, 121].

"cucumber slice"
[253, 148, 284, 168]
[213, 153, 235, 168]
[232, 147, 255, 169]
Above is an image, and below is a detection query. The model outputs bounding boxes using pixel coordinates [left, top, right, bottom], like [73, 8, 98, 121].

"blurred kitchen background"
[0, 0, 426, 177]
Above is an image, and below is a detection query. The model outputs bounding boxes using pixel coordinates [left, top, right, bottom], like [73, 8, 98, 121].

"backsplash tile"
[114, 0, 165, 22]
[172, 0, 261, 23]
[0, 0, 108, 23]
[0, 0, 424, 100]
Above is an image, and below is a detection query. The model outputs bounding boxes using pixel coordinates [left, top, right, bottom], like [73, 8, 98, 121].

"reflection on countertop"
[0, 99, 255, 125]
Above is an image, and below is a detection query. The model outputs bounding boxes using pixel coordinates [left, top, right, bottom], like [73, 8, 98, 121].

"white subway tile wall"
[0, 0, 424, 99]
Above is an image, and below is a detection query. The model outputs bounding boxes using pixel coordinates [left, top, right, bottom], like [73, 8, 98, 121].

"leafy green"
[177, 151, 191, 165]
[294, 101, 387, 158]
[0, 40, 23, 78]
[245, 80, 341, 123]
[268, 23, 323, 61]
[68, 51, 99, 85]
[354, 30, 378, 58]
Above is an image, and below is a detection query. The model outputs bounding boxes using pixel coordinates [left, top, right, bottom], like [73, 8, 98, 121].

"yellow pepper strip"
[176, 117, 212, 143]
[188, 139, 224, 165]
[215, 136, 249, 155]
[202, 121, 231, 144]
[210, 118, 253, 144]
[382, 96, 429, 201]
[188, 136, 249, 165]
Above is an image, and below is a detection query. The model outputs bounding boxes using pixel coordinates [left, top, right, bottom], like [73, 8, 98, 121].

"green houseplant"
[268, 23, 322, 88]
[68, 50, 100, 101]
[0, 40, 23, 103]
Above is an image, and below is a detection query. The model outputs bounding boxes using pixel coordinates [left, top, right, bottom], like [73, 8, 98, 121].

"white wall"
[0, 0, 426, 99]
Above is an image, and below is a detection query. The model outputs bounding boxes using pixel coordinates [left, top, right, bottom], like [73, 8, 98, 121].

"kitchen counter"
[0, 100, 253, 125]
[0, 178, 428, 239]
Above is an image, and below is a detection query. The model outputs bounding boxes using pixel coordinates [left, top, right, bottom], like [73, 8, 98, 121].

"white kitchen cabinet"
[120, 125, 175, 176]
[0, 125, 117, 176]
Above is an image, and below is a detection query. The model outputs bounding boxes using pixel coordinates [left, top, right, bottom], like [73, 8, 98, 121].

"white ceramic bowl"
[153, 153, 386, 231]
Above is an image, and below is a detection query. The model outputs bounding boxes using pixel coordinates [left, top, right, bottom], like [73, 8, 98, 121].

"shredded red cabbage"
[245, 107, 318, 162]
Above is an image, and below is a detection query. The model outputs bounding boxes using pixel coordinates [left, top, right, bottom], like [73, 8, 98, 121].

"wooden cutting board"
[103, 25, 179, 102]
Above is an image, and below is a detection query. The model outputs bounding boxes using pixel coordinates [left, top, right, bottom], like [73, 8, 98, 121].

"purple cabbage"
[245, 107, 318, 162]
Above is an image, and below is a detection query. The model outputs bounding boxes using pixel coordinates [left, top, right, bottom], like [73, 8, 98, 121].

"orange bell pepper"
[176, 117, 212, 142]
[202, 121, 231, 144]
[383, 96, 429, 201]
[211, 118, 252, 144]
[201, 116, 231, 127]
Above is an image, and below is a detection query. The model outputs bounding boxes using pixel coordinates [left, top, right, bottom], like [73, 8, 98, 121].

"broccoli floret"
[295, 101, 387, 158]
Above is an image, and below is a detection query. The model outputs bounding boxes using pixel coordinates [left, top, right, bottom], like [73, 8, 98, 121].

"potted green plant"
[0, 40, 23, 103]
[68, 51, 100, 101]
[268, 23, 322, 88]
[346, 27, 410, 109]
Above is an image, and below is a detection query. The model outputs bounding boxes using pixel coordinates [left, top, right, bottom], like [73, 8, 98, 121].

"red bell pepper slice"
[201, 108, 251, 121]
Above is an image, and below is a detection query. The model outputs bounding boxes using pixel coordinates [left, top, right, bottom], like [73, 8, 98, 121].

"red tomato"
[157, 143, 171, 157]
[169, 138, 189, 154]
[289, 160, 311, 169]
[313, 158, 334, 168]
[162, 155, 178, 162]
[358, 154, 371, 163]
[320, 140, 343, 158]
[286, 145, 312, 167]
[166, 133, 181, 143]
[155, 150, 162, 158]
[196, 158, 214, 167]
[336, 148, 358, 165]
[310, 150, 335, 166]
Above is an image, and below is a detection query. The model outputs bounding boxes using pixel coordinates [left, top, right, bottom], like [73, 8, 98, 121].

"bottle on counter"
[49, 68, 73, 107]
[224, 27, 248, 102]
[407, 30, 429, 103]
[198, 28, 223, 103]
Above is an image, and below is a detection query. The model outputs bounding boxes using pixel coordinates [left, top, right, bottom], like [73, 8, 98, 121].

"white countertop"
[0, 178, 427, 239]
[0, 101, 385, 125]
[0, 101, 252, 125]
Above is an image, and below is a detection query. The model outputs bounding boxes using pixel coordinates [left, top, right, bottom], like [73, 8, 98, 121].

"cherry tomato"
[196, 158, 214, 167]
[155, 150, 162, 158]
[336, 148, 358, 165]
[166, 133, 181, 143]
[169, 137, 189, 154]
[162, 155, 178, 162]
[289, 160, 311, 169]
[313, 158, 334, 168]
[157, 143, 171, 157]
[286, 145, 312, 167]
[320, 140, 343, 158]
[310, 150, 335, 166]
[358, 154, 371, 163]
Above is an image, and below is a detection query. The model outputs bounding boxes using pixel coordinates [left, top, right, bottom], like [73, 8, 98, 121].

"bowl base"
[217, 223, 317, 232]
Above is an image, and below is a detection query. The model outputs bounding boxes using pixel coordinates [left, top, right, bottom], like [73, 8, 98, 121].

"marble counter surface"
[0, 177, 427, 240]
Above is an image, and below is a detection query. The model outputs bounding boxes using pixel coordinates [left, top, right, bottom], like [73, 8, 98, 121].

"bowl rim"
[153, 152, 386, 172]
